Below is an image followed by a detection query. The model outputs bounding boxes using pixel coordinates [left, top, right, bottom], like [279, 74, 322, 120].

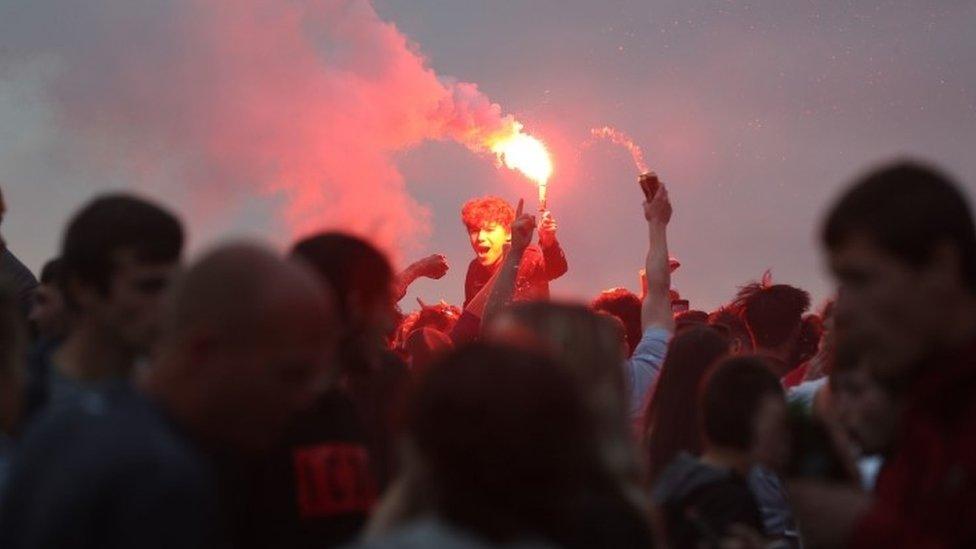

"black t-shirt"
[0, 249, 38, 320]
[231, 388, 378, 549]
[0, 384, 221, 549]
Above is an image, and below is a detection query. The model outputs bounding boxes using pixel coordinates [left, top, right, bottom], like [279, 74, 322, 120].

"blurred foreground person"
[0, 244, 334, 548]
[24, 195, 183, 420]
[790, 161, 976, 547]
[360, 344, 652, 549]
[230, 233, 407, 549]
[27, 258, 67, 343]
[0, 282, 27, 493]
[0, 186, 38, 319]
[653, 357, 788, 548]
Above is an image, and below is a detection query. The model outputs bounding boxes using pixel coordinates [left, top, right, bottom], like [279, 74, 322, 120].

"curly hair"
[461, 196, 515, 231]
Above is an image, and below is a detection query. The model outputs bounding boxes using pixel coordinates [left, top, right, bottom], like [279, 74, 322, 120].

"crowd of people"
[0, 158, 973, 548]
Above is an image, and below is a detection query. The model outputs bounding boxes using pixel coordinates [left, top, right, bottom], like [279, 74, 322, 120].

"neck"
[55, 320, 135, 382]
[700, 447, 752, 476]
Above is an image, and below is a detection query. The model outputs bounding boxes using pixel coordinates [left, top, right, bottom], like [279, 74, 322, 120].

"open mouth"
[477, 244, 491, 256]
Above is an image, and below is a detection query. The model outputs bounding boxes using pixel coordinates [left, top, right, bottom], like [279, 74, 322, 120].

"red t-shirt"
[850, 341, 976, 548]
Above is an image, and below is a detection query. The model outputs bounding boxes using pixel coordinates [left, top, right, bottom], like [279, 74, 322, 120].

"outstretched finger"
[515, 198, 524, 219]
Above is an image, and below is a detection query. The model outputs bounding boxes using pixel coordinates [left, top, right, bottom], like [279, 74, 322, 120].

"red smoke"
[1, 0, 537, 261]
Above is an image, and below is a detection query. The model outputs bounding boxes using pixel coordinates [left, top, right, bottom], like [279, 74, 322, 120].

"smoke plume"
[0, 0, 529, 259]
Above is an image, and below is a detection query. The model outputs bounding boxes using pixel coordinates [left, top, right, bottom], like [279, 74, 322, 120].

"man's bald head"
[150, 243, 337, 452]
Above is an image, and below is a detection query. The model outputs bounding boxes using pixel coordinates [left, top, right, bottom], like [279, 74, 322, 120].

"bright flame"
[488, 123, 553, 185]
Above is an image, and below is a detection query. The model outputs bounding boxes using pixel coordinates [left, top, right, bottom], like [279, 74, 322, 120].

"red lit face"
[468, 222, 511, 266]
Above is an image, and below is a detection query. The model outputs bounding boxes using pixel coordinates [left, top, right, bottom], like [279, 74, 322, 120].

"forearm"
[393, 264, 422, 302]
[642, 222, 673, 332]
[482, 248, 526, 333]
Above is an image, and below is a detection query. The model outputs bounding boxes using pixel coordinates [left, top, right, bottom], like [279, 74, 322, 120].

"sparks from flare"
[589, 126, 648, 173]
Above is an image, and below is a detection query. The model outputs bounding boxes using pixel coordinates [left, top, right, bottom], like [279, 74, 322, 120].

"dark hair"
[460, 196, 515, 231]
[290, 232, 393, 325]
[38, 258, 63, 286]
[823, 160, 976, 292]
[643, 326, 729, 484]
[708, 307, 749, 342]
[700, 356, 784, 451]
[735, 283, 810, 349]
[592, 288, 642, 356]
[406, 343, 605, 544]
[675, 309, 709, 334]
[61, 194, 183, 301]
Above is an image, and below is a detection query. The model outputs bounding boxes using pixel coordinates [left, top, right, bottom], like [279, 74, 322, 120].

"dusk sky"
[2, 1, 974, 312]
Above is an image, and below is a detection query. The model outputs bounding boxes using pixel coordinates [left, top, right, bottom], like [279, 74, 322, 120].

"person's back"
[653, 452, 762, 548]
[0, 243, 336, 549]
[0, 383, 219, 549]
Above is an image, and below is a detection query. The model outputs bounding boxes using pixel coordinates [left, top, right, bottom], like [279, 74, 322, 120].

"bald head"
[150, 243, 337, 452]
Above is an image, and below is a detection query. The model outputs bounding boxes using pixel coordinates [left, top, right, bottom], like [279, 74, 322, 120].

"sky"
[2, 0, 975, 312]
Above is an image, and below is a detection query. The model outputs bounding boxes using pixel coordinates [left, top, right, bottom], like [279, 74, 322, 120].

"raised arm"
[641, 182, 675, 333]
[481, 199, 535, 332]
[393, 254, 449, 302]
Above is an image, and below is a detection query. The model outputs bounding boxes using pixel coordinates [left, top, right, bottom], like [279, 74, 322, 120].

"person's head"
[60, 194, 183, 354]
[708, 307, 753, 355]
[461, 196, 515, 266]
[402, 343, 600, 544]
[823, 160, 976, 380]
[403, 327, 453, 373]
[592, 288, 642, 357]
[829, 342, 904, 456]
[643, 326, 729, 484]
[487, 302, 627, 416]
[290, 232, 395, 349]
[148, 243, 336, 453]
[674, 309, 709, 334]
[0, 281, 26, 434]
[701, 356, 789, 471]
[29, 258, 68, 340]
[792, 313, 824, 367]
[735, 281, 811, 359]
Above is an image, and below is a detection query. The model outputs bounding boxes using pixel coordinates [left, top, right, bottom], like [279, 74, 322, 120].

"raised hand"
[538, 210, 558, 247]
[510, 198, 537, 252]
[417, 254, 449, 279]
[643, 182, 672, 225]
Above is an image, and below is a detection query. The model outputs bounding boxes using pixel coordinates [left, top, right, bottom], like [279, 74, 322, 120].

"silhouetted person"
[653, 357, 788, 549]
[791, 161, 976, 547]
[0, 243, 335, 548]
[0, 187, 38, 320]
[23, 195, 183, 421]
[360, 344, 652, 548]
[734, 280, 811, 377]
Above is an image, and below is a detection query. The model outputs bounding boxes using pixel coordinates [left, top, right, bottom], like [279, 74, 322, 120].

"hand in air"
[418, 254, 449, 279]
[643, 182, 672, 225]
[538, 210, 558, 247]
[510, 199, 537, 253]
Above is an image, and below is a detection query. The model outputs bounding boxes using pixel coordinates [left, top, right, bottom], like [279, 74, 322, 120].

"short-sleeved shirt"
[0, 384, 221, 549]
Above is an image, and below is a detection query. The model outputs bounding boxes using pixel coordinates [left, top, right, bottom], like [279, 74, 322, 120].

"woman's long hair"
[642, 325, 729, 486]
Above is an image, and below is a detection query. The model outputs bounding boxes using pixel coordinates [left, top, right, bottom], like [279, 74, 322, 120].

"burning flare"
[488, 122, 553, 185]
[486, 122, 553, 209]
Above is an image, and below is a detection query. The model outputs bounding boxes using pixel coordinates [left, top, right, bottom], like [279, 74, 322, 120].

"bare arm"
[641, 185, 675, 333]
[482, 199, 535, 332]
[393, 254, 449, 302]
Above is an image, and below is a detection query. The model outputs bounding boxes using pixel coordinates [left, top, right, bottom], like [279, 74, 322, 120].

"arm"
[481, 200, 535, 332]
[641, 184, 675, 333]
[393, 254, 449, 302]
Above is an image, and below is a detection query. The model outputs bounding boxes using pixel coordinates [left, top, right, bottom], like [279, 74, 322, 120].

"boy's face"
[468, 222, 511, 266]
